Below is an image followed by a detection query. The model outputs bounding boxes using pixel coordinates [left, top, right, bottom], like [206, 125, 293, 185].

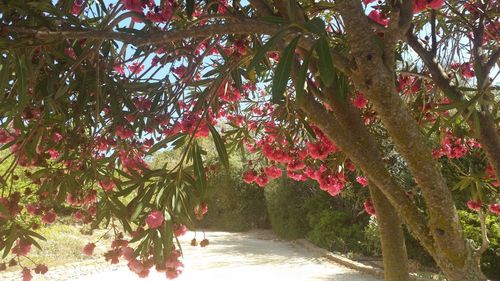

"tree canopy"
[0, 0, 498, 280]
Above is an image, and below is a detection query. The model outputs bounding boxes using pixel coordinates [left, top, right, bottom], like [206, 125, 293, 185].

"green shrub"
[264, 178, 312, 239]
[362, 217, 382, 256]
[459, 210, 500, 279]
[306, 208, 366, 254]
[199, 167, 269, 231]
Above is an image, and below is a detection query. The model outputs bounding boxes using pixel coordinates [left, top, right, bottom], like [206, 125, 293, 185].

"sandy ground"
[70, 230, 381, 281]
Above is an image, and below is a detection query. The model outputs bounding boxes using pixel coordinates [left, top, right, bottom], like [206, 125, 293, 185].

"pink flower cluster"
[433, 133, 481, 159]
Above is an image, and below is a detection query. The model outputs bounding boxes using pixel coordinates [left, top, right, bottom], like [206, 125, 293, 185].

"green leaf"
[54, 83, 70, 99]
[14, 54, 27, 98]
[425, 117, 441, 139]
[272, 36, 300, 104]
[295, 48, 313, 103]
[186, 0, 195, 18]
[304, 18, 326, 35]
[152, 231, 163, 265]
[2, 229, 17, 259]
[130, 202, 144, 221]
[248, 29, 287, 72]
[316, 36, 334, 87]
[208, 124, 229, 169]
[0, 54, 10, 94]
[148, 133, 185, 155]
[0, 203, 10, 217]
[192, 142, 206, 190]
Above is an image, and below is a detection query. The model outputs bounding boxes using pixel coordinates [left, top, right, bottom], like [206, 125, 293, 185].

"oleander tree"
[0, 0, 498, 280]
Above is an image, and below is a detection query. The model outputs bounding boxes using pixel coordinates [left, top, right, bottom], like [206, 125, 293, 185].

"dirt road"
[71, 230, 381, 281]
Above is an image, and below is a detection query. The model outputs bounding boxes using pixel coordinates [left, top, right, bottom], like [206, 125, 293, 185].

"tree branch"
[295, 86, 435, 257]
[406, 32, 463, 101]
[407, 31, 500, 184]
[1, 21, 282, 47]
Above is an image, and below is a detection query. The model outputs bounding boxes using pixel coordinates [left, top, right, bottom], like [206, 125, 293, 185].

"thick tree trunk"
[369, 185, 409, 281]
[337, 1, 486, 280]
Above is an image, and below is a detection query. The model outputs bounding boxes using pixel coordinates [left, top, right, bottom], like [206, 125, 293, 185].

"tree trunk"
[337, 1, 487, 280]
[369, 185, 409, 281]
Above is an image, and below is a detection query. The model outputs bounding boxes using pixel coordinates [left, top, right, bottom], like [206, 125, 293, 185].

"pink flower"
[194, 203, 208, 217]
[146, 4, 173, 23]
[368, 10, 389, 27]
[255, 173, 269, 187]
[364, 199, 376, 216]
[352, 93, 368, 109]
[121, 247, 135, 261]
[466, 200, 482, 212]
[114, 64, 125, 74]
[461, 63, 475, 79]
[413, 0, 444, 13]
[243, 170, 258, 183]
[427, 0, 444, 10]
[489, 203, 500, 215]
[71, 0, 83, 15]
[47, 148, 60, 160]
[83, 243, 96, 256]
[42, 210, 57, 224]
[356, 176, 369, 187]
[128, 259, 145, 274]
[264, 166, 282, 179]
[128, 62, 144, 74]
[121, 0, 143, 12]
[64, 47, 77, 60]
[172, 65, 187, 78]
[12, 239, 32, 256]
[146, 210, 164, 229]
[34, 264, 48, 274]
[363, 0, 376, 4]
[115, 125, 134, 139]
[98, 178, 116, 191]
[173, 223, 187, 237]
[52, 132, 63, 143]
[22, 268, 32, 281]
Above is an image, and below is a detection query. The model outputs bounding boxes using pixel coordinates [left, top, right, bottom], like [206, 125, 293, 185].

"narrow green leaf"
[0, 204, 10, 217]
[54, 83, 70, 99]
[2, 229, 17, 259]
[304, 18, 326, 35]
[0, 54, 10, 94]
[316, 36, 334, 87]
[208, 124, 229, 169]
[192, 142, 206, 190]
[272, 36, 300, 103]
[295, 48, 313, 103]
[425, 117, 441, 139]
[153, 232, 163, 265]
[186, 0, 195, 18]
[248, 29, 287, 72]
[130, 202, 144, 221]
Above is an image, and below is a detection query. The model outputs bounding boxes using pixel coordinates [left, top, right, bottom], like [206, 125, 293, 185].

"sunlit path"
[73, 231, 381, 281]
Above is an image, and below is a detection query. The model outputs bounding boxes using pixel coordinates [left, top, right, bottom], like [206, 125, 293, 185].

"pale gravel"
[2, 230, 382, 281]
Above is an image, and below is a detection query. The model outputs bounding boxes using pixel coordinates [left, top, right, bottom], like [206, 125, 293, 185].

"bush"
[362, 217, 382, 256]
[199, 167, 269, 231]
[459, 210, 500, 279]
[306, 208, 366, 254]
[264, 177, 312, 239]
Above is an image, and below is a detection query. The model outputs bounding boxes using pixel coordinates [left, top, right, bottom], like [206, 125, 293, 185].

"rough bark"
[337, 1, 486, 279]
[297, 94, 435, 255]
[369, 185, 409, 281]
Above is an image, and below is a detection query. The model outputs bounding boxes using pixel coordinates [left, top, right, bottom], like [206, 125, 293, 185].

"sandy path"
[70, 230, 381, 281]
